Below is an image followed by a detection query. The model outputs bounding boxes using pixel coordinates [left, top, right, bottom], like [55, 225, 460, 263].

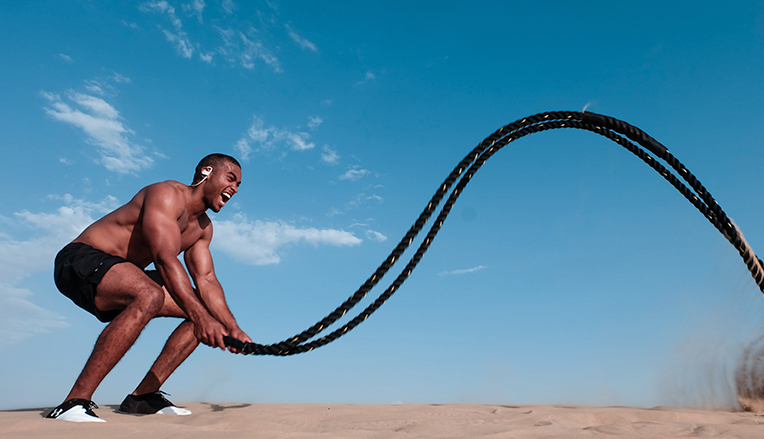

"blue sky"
[2, 1, 764, 410]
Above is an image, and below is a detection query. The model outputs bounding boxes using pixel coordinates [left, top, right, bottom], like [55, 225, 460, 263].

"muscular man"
[47, 153, 252, 422]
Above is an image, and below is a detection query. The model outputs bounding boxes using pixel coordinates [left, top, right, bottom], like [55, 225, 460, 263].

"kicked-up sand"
[2, 402, 764, 438]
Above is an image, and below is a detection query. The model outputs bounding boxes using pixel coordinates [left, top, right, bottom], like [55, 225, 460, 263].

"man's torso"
[72, 180, 211, 268]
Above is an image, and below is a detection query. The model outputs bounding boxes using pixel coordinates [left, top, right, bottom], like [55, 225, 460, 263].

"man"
[47, 153, 252, 422]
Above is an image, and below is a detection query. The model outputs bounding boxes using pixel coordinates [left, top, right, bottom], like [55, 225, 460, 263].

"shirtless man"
[47, 153, 252, 422]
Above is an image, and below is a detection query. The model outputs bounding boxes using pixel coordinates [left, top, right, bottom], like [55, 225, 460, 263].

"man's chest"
[177, 215, 207, 252]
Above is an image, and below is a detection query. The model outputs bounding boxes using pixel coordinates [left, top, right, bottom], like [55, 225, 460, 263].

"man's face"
[204, 161, 242, 213]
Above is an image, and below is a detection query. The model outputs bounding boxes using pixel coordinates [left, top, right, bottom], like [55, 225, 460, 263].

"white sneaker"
[47, 399, 106, 423]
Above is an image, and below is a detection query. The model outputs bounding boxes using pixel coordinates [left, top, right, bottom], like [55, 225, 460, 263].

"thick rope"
[224, 111, 764, 355]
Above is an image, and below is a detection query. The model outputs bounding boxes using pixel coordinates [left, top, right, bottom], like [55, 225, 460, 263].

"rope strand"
[223, 111, 764, 356]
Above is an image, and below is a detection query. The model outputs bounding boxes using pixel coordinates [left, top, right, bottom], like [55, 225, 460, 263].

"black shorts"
[54, 242, 164, 323]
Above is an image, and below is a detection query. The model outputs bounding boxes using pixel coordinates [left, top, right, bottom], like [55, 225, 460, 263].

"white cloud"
[328, 192, 383, 216]
[355, 71, 378, 88]
[321, 145, 340, 165]
[183, 0, 205, 23]
[308, 116, 323, 130]
[112, 72, 132, 83]
[59, 157, 72, 165]
[83, 80, 105, 96]
[141, 0, 195, 59]
[42, 90, 154, 174]
[212, 213, 362, 265]
[162, 28, 194, 58]
[234, 115, 315, 161]
[0, 195, 118, 347]
[215, 27, 281, 72]
[234, 138, 252, 162]
[239, 30, 281, 72]
[200, 52, 214, 63]
[59, 53, 73, 63]
[365, 230, 387, 242]
[222, 0, 235, 14]
[438, 265, 487, 276]
[339, 168, 369, 181]
[285, 131, 313, 151]
[71, 92, 119, 119]
[286, 25, 318, 52]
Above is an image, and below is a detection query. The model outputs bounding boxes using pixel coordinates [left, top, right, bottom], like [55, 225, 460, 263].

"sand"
[2, 403, 764, 438]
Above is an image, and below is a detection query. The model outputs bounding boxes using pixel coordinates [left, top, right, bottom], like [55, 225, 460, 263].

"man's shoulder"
[145, 180, 185, 192]
[140, 181, 188, 213]
[143, 181, 186, 200]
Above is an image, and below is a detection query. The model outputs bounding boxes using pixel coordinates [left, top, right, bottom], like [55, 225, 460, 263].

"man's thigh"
[95, 263, 165, 312]
[95, 262, 189, 319]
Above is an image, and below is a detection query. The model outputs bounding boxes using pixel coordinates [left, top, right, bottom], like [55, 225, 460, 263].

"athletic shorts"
[54, 242, 164, 323]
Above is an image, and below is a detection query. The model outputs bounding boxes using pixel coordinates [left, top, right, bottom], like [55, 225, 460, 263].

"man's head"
[192, 153, 242, 213]
[193, 154, 242, 185]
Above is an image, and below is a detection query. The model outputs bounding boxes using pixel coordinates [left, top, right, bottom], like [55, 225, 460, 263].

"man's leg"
[119, 289, 198, 415]
[133, 319, 199, 395]
[63, 263, 166, 402]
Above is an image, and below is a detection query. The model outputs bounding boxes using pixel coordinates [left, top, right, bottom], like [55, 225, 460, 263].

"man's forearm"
[196, 280, 239, 331]
[156, 257, 213, 323]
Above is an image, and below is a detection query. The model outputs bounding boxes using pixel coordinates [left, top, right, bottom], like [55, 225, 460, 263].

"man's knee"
[134, 284, 165, 316]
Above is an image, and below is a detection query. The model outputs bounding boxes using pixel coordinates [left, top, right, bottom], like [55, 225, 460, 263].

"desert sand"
[2, 402, 764, 438]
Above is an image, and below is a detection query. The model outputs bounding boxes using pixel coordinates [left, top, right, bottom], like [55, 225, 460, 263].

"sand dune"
[2, 403, 763, 438]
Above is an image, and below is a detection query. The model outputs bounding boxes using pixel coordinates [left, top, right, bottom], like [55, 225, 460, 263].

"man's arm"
[141, 183, 228, 349]
[184, 221, 252, 352]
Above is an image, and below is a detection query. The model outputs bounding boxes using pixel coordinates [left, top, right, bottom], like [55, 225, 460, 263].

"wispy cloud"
[321, 145, 340, 166]
[140, 0, 194, 59]
[200, 51, 214, 63]
[222, 0, 235, 14]
[339, 168, 369, 181]
[162, 29, 194, 58]
[239, 30, 281, 72]
[286, 24, 318, 52]
[212, 213, 362, 265]
[328, 192, 383, 216]
[0, 195, 119, 347]
[59, 53, 73, 63]
[308, 116, 323, 130]
[355, 71, 378, 87]
[183, 0, 205, 23]
[234, 115, 315, 161]
[42, 90, 154, 174]
[438, 265, 487, 276]
[112, 73, 132, 83]
[216, 27, 281, 71]
[365, 229, 387, 242]
[138, 1, 296, 71]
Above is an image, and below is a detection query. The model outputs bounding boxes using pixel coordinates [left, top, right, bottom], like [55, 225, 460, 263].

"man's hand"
[226, 327, 252, 354]
[193, 315, 229, 349]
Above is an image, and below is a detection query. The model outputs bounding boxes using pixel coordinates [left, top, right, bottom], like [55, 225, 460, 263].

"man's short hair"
[193, 154, 241, 184]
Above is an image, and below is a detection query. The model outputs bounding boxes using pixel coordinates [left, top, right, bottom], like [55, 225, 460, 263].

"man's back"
[72, 180, 210, 269]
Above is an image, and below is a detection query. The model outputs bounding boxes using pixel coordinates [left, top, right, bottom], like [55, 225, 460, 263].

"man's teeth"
[222, 193, 231, 202]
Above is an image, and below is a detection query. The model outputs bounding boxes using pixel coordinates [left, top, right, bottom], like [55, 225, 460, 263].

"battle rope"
[223, 111, 764, 356]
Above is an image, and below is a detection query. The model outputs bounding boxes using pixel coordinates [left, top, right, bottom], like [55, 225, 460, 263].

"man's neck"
[185, 184, 209, 219]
